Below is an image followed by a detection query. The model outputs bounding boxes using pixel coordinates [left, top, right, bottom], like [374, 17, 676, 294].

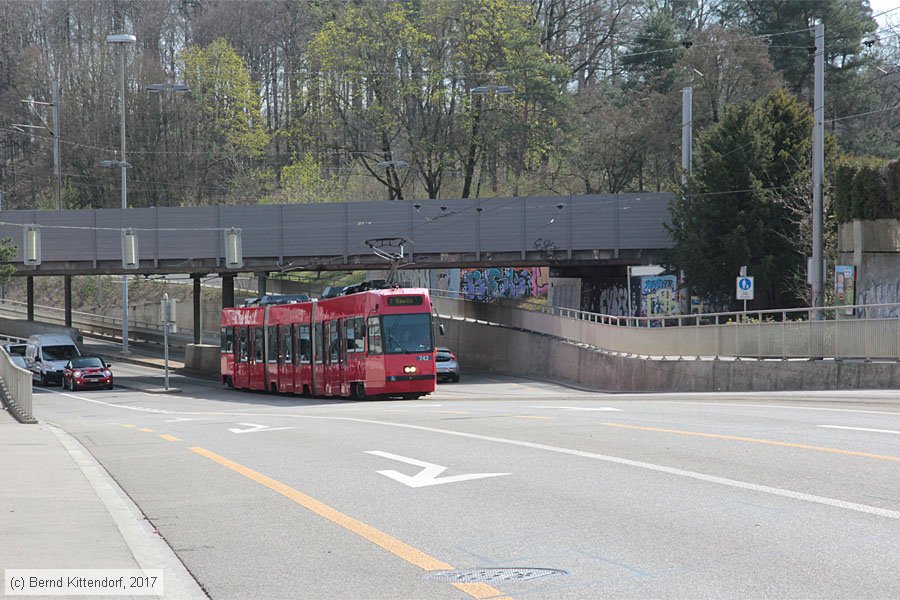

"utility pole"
[51, 80, 61, 211]
[14, 80, 61, 209]
[811, 21, 825, 317]
[682, 86, 693, 186]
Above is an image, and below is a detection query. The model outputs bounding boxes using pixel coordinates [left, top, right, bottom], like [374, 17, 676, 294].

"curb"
[115, 383, 183, 394]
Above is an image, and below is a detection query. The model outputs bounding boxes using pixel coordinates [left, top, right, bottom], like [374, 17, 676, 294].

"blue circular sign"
[738, 277, 752, 290]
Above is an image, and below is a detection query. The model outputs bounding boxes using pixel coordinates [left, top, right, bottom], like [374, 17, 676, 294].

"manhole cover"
[427, 568, 568, 583]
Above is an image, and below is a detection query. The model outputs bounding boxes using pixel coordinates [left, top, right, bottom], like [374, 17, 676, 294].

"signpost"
[161, 294, 177, 391]
[736, 272, 754, 317]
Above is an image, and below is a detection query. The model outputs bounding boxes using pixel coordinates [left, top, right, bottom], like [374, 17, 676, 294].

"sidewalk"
[0, 408, 207, 599]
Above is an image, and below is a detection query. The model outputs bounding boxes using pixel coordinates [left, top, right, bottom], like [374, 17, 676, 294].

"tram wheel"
[352, 382, 367, 401]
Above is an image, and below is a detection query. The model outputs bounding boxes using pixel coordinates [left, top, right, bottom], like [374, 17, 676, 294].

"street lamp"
[470, 85, 514, 95]
[107, 32, 136, 352]
[145, 83, 190, 93]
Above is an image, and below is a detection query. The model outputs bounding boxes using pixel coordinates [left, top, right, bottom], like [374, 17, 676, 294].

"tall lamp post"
[107, 33, 136, 352]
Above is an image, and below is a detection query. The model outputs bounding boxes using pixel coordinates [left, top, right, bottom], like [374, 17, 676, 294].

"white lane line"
[658, 401, 900, 417]
[45, 391, 900, 519]
[40, 389, 178, 414]
[529, 406, 623, 412]
[818, 425, 900, 435]
[227, 423, 295, 434]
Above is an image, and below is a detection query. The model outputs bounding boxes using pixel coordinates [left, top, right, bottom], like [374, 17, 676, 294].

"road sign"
[736, 276, 754, 300]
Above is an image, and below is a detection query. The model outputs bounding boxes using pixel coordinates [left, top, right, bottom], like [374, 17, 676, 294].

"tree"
[667, 89, 835, 309]
[182, 38, 269, 203]
[0, 239, 15, 285]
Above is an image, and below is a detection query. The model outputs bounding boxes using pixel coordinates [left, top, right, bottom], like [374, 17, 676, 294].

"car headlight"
[403, 366, 417, 374]
[73, 370, 82, 378]
[103, 370, 111, 377]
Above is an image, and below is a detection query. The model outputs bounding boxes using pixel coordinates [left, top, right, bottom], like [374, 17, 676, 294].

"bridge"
[0, 193, 672, 333]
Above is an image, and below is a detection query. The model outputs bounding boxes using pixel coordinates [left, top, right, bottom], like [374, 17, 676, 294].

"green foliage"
[833, 157, 896, 222]
[621, 11, 683, 93]
[279, 154, 340, 203]
[667, 90, 821, 309]
[0, 238, 16, 285]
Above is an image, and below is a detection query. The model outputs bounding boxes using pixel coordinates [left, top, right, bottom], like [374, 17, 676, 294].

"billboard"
[835, 265, 855, 315]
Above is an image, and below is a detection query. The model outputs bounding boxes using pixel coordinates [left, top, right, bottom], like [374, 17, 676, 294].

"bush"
[833, 157, 893, 222]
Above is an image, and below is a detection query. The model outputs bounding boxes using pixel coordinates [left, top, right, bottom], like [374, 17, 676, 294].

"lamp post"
[107, 33, 136, 352]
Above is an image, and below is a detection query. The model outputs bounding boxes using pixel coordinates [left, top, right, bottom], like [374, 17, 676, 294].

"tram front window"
[382, 313, 433, 354]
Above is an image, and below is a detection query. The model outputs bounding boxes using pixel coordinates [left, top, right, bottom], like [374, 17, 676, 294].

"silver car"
[435, 346, 460, 383]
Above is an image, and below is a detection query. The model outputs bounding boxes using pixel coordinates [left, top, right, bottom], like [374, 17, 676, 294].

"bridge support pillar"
[64, 276, 72, 328]
[257, 272, 267, 296]
[222, 274, 235, 309]
[193, 275, 201, 344]
[26, 277, 34, 321]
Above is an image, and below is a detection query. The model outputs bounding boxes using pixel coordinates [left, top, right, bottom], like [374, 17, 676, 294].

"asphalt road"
[32, 364, 900, 599]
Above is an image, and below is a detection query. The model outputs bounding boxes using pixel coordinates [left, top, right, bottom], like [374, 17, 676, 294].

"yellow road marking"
[515, 415, 553, 420]
[121, 424, 135, 428]
[138, 428, 155, 433]
[158, 434, 181, 442]
[189, 447, 512, 600]
[435, 410, 468, 415]
[600, 422, 900, 463]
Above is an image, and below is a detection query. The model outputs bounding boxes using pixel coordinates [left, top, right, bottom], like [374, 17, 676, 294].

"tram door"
[233, 326, 250, 388]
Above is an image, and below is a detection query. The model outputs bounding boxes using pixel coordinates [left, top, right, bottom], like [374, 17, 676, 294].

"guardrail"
[0, 347, 34, 423]
[430, 289, 900, 360]
[0, 298, 219, 348]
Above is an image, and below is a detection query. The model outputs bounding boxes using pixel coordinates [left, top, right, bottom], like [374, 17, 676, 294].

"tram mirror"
[439, 324, 445, 336]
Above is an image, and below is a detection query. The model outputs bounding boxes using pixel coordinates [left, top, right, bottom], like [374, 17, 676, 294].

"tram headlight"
[403, 366, 417, 374]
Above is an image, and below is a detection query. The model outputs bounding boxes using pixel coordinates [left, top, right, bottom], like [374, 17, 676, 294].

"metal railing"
[0, 298, 219, 346]
[430, 290, 900, 360]
[0, 345, 34, 422]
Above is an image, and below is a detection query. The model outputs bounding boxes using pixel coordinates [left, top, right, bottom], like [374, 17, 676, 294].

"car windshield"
[42, 345, 80, 361]
[6, 345, 26, 356]
[382, 313, 433, 354]
[11, 356, 26, 368]
[70, 357, 104, 368]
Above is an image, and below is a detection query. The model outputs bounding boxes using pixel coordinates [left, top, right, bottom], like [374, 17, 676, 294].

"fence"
[4, 289, 899, 361]
[430, 290, 900, 360]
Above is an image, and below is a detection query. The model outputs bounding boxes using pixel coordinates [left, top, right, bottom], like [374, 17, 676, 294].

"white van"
[25, 334, 82, 386]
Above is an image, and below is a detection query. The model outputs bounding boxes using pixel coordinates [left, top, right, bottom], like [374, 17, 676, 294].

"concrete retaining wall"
[440, 316, 900, 392]
[0, 317, 83, 348]
[184, 344, 220, 374]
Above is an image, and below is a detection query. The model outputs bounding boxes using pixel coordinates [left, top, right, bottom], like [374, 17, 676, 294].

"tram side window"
[328, 321, 340, 363]
[238, 327, 249, 362]
[266, 326, 277, 363]
[299, 325, 311, 363]
[221, 327, 234, 353]
[314, 323, 324, 364]
[367, 317, 382, 355]
[253, 327, 264, 363]
[291, 325, 299, 365]
[282, 326, 292, 364]
[346, 317, 365, 353]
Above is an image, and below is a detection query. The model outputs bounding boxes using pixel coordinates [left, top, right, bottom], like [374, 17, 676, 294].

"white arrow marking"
[818, 425, 900, 435]
[228, 423, 295, 434]
[529, 406, 623, 412]
[365, 451, 509, 488]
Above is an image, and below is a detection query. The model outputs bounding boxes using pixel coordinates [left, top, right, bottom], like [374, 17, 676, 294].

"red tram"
[220, 287, 437, 400]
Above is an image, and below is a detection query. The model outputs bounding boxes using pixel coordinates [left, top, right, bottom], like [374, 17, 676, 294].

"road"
[32, 364, 900, 599]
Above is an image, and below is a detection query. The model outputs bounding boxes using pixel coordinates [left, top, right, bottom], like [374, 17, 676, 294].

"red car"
[63, 356, 114, 391]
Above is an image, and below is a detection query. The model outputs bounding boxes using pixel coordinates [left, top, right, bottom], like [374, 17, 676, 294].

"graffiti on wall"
[858, 279, 900, 317]
[461, 267, 549, 301]
[641, 275, 679, 320]
[596, 284, 629, 316]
